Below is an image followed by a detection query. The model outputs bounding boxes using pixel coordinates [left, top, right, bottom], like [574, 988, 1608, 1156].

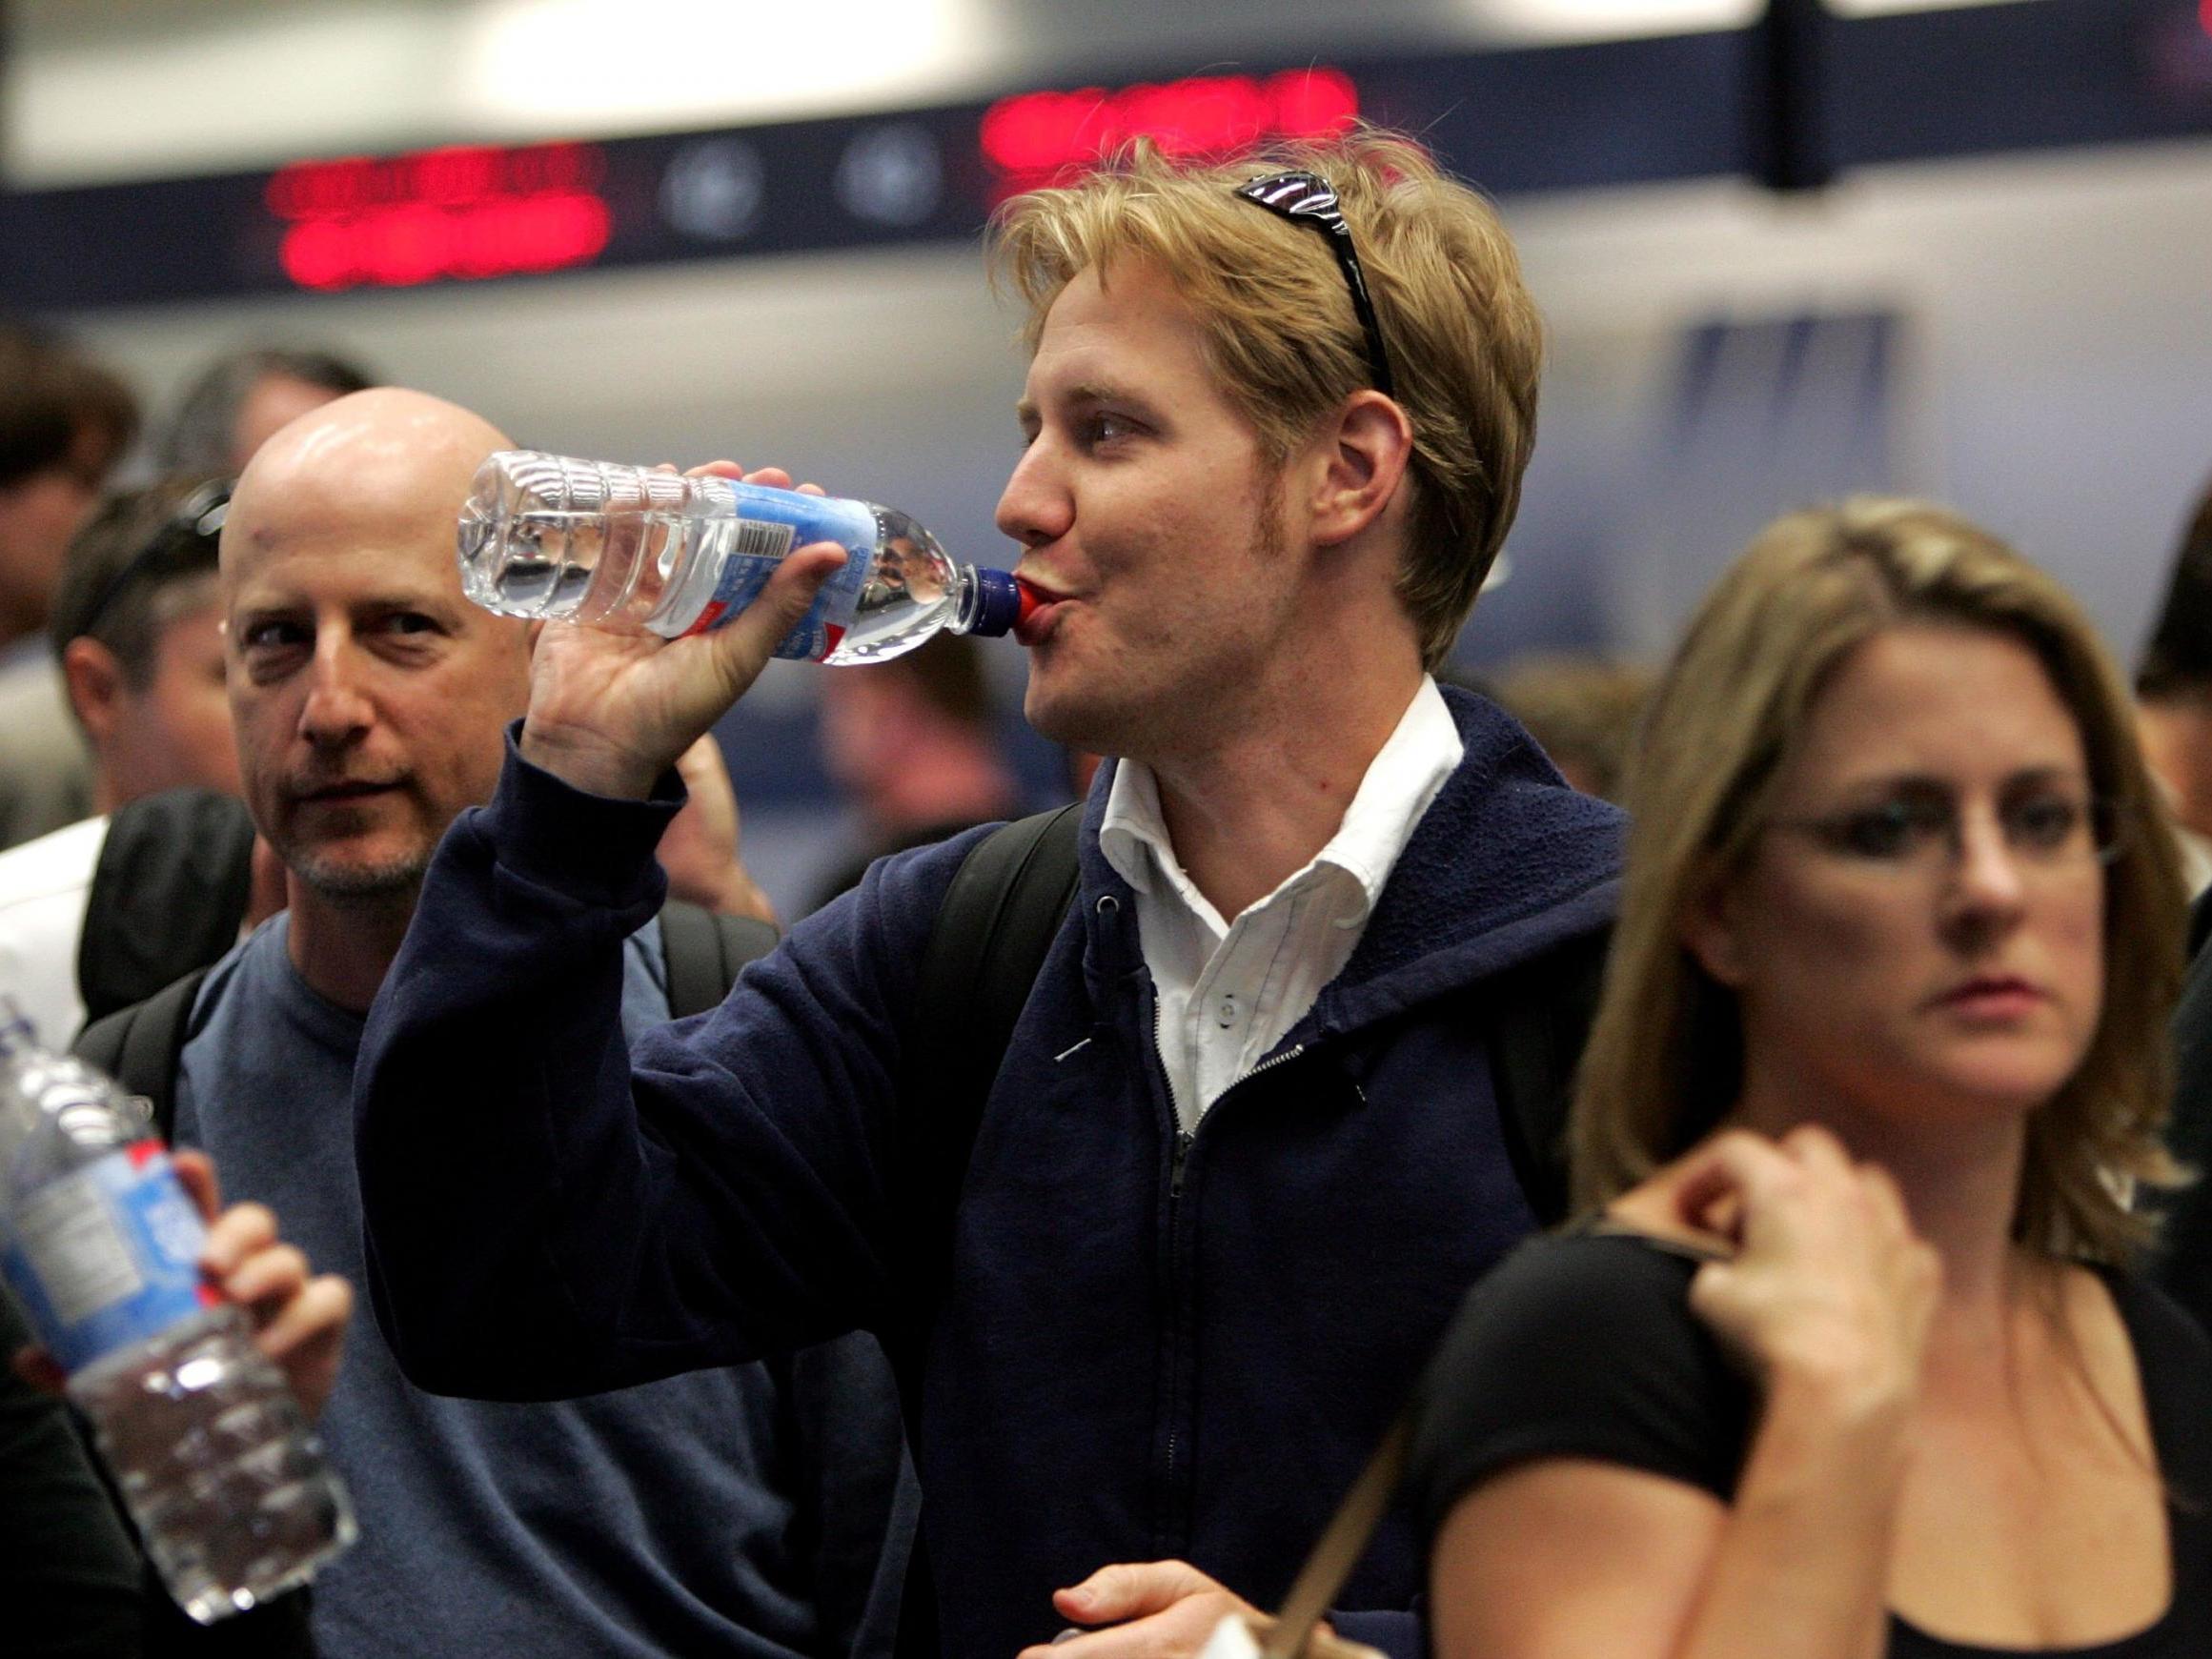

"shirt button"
[1216, 995, 1238, 1027]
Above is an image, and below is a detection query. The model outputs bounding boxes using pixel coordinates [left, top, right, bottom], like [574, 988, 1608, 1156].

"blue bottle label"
[680, 487, 879, 658]
[2, 1143, 213, 1373]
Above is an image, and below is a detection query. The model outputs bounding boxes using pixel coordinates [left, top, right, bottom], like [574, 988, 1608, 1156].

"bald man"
[145, 389, 909, 1659]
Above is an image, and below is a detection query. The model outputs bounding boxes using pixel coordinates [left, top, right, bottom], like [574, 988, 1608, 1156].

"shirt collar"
[1318, 676, 1464, 921]
[1099, 755, 1169, 897]
[1097, 676, 1465, 931]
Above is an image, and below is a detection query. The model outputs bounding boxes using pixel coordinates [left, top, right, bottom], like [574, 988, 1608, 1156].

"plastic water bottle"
[458, 450, 1026, 663]
[0, 1014, 353, 1623]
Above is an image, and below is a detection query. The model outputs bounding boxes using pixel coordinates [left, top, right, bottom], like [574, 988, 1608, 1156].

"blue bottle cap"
[967, 567, 1023, 638]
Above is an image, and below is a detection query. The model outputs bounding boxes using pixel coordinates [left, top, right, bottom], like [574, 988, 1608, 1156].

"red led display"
[981, 69, 1359, 191]
[268, 142, 612, 292]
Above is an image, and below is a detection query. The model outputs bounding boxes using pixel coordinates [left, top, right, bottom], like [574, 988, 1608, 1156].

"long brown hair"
[1571, 499, 2187, 1263]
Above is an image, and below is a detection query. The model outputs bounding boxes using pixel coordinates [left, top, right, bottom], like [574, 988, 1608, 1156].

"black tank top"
[1410, 1230, 2212, 1658]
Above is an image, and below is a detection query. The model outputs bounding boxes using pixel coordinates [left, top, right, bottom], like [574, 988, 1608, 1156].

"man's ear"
[1679, 876, 1749, 990]
[59, 636, 127, 745]
[1307, 391, 1414, 550]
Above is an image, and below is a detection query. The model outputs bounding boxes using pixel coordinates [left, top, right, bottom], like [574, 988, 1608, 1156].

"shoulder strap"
[657, 899, 779, 1020]
[75, 789, 254, 1026]
[71, 966, 213, 1143]
[894, 805, 1082, 1279]
[1484, 926, 1610, 1227]
[1259, 1413, 1411, 1659]
[888, 803, 1083, 1659]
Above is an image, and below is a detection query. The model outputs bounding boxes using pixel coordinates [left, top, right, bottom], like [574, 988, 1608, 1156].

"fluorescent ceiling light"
[1826, 0, 2049, 13]
[463, 0, 1000, 136]
[1474, 0, 2047, 45]
[1476, 0, 1758, 45]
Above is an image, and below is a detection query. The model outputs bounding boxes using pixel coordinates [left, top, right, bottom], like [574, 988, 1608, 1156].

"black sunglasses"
[71, 478, 233, 642]
[1233, 171, 1397, 400]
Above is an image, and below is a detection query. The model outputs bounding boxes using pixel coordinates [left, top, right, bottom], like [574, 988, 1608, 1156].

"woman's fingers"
[172, 1148, 223, 1224]
[1673, 1125, 1938, 1409]
[196, 1192, 355, 1419]
[200, 1201, 278, 1280]
[1668, 1130, 1793, 1242]
[223, 1242, 311, 1312]
[1776, 1123, 1855, 1180]
[253, 1275, 353, 1421]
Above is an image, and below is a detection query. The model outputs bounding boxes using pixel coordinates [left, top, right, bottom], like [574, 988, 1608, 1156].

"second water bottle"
[0, 1014, 354, 1622]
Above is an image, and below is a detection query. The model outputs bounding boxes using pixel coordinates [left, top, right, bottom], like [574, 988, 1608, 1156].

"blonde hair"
[988, 130, 1543, 670]
[1571, 499, 2187, 1263]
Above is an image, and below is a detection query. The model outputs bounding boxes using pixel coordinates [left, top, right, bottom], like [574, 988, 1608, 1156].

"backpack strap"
[70, 902, 772, 1145]
[1483, 925, 1610, 1227]
[75, 789, 255, 1027]
[71, 966, 213, 1143]
[897, 804, 1084, 1270]
[658, 899, 779, 1020]
[890, 803, 1083, 1658]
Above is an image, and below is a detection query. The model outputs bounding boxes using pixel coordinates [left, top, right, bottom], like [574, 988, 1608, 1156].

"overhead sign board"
[2, 1, 2204, 312]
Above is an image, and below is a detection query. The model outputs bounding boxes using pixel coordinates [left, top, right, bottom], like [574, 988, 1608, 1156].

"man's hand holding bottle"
[518, 463, 845, 801]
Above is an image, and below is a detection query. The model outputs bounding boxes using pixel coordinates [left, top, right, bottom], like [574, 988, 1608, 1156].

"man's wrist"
[494, 724, 685, 909]
[518, 719, 663, 801]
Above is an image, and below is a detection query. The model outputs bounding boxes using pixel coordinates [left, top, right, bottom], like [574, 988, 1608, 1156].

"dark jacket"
[353, 687, 1624, 1659]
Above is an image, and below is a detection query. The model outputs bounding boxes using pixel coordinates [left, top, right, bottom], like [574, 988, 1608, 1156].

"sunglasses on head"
[1233, 171, 1397, 401]
[71, 479, 233, 642]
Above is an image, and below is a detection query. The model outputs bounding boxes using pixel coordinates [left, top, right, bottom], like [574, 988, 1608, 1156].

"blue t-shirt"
[174, 913, 911, 1659]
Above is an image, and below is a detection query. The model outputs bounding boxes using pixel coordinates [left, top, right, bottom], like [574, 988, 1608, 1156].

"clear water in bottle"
[0, 1017, 354, 1622]
[457, 450, 1024, 664]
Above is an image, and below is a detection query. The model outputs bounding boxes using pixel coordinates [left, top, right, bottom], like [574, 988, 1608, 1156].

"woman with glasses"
[1411, 499, 2208, 1657]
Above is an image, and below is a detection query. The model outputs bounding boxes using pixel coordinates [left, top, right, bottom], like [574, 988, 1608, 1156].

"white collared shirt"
[1099, 678, 1465, 1132]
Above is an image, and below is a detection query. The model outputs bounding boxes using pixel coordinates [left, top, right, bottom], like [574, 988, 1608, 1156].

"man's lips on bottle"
[1012, 577, 1073, 648]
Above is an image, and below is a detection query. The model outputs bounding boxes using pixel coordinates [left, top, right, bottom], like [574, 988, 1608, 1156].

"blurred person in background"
[0, 321, 138, 848]
[806, 634, 1024, 912]
[1414, 500, 2204, 1658]
[351, 134, 1621, 1659]
[117, 385, 907, 1659]
[155, 346, 375, 475]
[0, 475, 248, 1042]
[1482, 654, 1654, 803]
[2134, 473, 2212, 901]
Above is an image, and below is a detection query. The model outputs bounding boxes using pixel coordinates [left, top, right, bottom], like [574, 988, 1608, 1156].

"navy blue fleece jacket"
[354, 687, 1623, 1658]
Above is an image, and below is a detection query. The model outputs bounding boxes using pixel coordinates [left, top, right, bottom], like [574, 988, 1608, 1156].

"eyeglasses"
[1233, 171, 1397, 400]
[1770, 786, 2123, 880]
[70, 479, 232, 642]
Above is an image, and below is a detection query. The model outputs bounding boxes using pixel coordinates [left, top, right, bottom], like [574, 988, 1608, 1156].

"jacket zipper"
[1154, 1030, 1312, 1538]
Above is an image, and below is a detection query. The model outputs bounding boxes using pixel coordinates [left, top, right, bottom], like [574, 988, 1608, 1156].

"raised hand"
[519, 463, 846, 800]
[1668, 1127, 1940, 1418]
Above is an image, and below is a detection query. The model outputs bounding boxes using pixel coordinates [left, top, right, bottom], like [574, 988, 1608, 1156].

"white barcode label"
[729, 518, 797, 560]
[15, 1171, 141, 1324]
